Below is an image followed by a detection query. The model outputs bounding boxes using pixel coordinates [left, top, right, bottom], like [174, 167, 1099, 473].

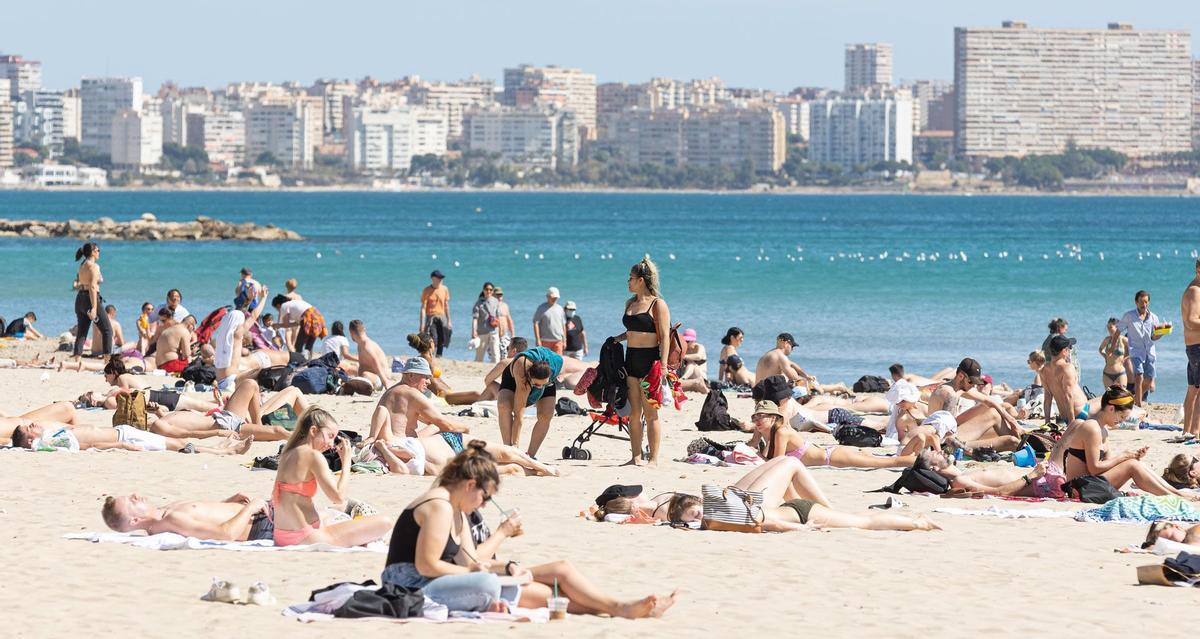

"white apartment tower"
[245, 98, 321, 169]
[844, 44, 893, 92]
[0, 54, 42, 100]
[81, 77, 143, 155]
[954, 22, 1192, 157]
[111, 109, 163, 168]
[62, 89, 81, 141]
[309, 79, 358, 138]
[809, 97, 913, 168]
[346, 106, 448, 172]
[601, 106, 786, 173]
[1193, 59, 1200, 148]
[0, 83, 13, 168]
[409, 77, 495, 140]
[186, 111, 246, 167]
[463, 104, 578, 170]
[16, 90, 65, 158]
[503, 65, 597, 139]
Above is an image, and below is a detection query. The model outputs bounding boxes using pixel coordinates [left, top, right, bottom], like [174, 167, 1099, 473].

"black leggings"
[73, 290, 112, 357]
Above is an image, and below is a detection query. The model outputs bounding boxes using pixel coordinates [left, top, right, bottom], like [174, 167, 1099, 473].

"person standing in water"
[72, 243, 112, 361]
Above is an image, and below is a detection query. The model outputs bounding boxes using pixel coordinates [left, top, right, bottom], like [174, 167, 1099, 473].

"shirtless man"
[348, 319, 391, 391]
[368, 357, 470, 440]
[154, 311, 196, 374]
[213, 286, 269, 392]
[102, 492, 273, 541]
[1182, 259, 1200, 438]
[921, 450, 1055, 498]
[150, 378, 300, 441]
[1, 401, 81, 444]
[926, 357, 1023, 452]
[10, 421, 251, 455]
[1042, 335, 1088, 423]
[445, 337, 528, 405]
[754, 333, 815, 386]
[369, 429, 559, 477]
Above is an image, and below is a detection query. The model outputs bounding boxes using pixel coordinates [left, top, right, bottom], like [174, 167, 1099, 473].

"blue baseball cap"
[402, 357, 432, 376]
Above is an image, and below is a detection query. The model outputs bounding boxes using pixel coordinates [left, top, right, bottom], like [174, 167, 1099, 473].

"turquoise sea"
[0, 191, 1196, 402]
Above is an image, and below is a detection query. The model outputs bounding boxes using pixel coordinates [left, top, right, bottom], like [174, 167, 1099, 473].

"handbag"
[1061, 475, 1121, 504]
[700, 484, 765, 533]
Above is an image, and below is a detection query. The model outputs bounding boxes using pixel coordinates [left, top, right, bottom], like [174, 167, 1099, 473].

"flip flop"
[200, 579, 241, 604]
[245, 582, 276, 606]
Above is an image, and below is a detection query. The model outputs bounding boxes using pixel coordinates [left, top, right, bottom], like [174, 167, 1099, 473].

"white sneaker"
[245, 582, 276, 606]
[200, 578, 241, 603]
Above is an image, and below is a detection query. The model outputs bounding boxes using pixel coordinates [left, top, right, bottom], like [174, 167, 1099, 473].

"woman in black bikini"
[383, 443, 678, 617]
[72, 242, 113, 361]
[1054, 385, 1197, 499]
[1098, 317, 1129, 390]
[617, 257, 671, 466]
[717, 327, 754, 386]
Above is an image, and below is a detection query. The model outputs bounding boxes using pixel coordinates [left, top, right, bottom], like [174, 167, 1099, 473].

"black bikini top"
[623, 298, 657, 333]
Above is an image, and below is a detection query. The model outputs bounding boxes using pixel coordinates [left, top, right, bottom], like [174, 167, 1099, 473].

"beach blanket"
[1139, 422, 1183, 431]
[285, 583, 547, 624]
[64, 531, 387, 553]
[1074, 495, 1200, 524]
[932, 506, 1079, 520]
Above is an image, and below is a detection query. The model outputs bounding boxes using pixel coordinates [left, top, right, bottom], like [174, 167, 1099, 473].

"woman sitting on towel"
[1053, 386, 1199, 500]
[383, 442, 678, 617]
[752, 401, 915, 469]
[598, 455, 938, 532]
[271, 407, 392, 547]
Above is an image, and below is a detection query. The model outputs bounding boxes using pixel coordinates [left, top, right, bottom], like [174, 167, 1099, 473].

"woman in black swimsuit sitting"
[383, 443, 679, 617]
[617, 257, 671, 466]
[1054, 385, 1197, 499]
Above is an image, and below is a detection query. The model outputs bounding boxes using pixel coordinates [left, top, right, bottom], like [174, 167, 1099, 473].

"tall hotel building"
[954, 22, 1191, 157]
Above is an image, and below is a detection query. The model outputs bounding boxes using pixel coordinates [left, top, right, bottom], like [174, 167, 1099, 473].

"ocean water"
[0, 191, 1197, 402]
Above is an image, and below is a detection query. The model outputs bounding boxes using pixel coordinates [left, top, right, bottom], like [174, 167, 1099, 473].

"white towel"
[64, 531, 387, 553]
[932, 506, 1079, 520]
[212, 310, 246, 369]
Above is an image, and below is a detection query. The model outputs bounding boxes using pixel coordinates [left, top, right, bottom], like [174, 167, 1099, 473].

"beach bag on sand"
[257, 365, 295, 392]
[1061, 475, 1121, 504]
[876, 458, 949, 495]
[853, 375, 890, 393]
[291, 366, 331, 394]
[555, 397, 586, 416]
[695, 389, 742, 432]
[834, 424, 883, 448]
[700, 485, 765, 533]
[181, 357, 216, 385]
[334, 584, 424, 619]
[113, 390, 148, 430]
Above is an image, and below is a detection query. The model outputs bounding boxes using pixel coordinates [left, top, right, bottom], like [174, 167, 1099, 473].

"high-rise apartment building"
[954, 22, 1192, 158]
[245, 97, 321, 169]
[844, 44, 893, 91]
[463, 104, 578, 169]
[186, 111, 245, 167]
[601, 106, 786, 173]
[809, 96, 913, 168]
[111, 109, 163, 168]
[309, 79, 358, 139]
[0, 83, 13, 168]
[502, 64, 596, 139]
[81, 77, 143, 155]
[409, 77, 495, 140]
[62, 89, 81, 142]
[1193, 59, 1200, 148]
[906, 80, 953, 133]
[16, 90, 65, 158]
[775, 97, 811, 141]
[0, 54, 42, 100]
[345, 105, 448, 172]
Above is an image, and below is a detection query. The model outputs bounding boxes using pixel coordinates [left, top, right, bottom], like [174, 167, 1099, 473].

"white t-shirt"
[280, 300, 313, 325]
[322, 335, 350, 358]
[212, 310, 246, 370]
[155, 304, 190, 322]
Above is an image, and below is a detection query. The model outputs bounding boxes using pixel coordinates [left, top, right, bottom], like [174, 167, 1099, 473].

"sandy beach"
[1, 337, 1196, 638]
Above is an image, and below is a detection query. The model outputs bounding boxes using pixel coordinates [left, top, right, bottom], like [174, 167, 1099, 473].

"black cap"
[594, 484, 643, 506]
[1048, 335, 1077, 356]
[430, 270, 445, 279]
[777, 332, 797, 347]
[240, 267, 251, 276]
[956, 357, 984, 385]
[752, 375, 792, 403]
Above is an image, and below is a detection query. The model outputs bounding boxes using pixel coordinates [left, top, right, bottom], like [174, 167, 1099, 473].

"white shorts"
[114, 424, 167, 451]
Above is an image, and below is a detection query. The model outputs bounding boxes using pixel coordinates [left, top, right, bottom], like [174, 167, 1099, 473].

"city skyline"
[2, 1, 1199, 92]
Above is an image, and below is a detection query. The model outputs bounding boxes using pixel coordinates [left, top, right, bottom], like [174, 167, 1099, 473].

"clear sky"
[2, 0, 1197, 92]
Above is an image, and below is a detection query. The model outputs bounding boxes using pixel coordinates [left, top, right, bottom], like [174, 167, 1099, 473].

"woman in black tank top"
[616, 257, 671, 467]
[382, 443, 680, 619]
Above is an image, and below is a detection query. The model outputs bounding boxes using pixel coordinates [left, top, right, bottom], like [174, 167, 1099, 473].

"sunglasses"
[480, 485, 494, 502]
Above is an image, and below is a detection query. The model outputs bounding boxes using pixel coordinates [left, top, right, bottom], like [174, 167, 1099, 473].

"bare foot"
[620, 458, 644, 467]
[229, 435, 254, 454]
[915, 514, 942, 531]
[615, 590, 679, 619]
[541, 464, 562, 477]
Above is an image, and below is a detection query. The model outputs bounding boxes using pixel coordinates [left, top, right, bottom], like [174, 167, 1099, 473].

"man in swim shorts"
[1118, 290, 1162, 406]
[754, 333, 816, 386]
[154, 311, 196, 374]
[1182, 259, 1200, 438]
[1043, 336, 1087, 422]
[102, 492, 273, 541]
[369, 431, 559, 477]
[369, 357, 471, 440]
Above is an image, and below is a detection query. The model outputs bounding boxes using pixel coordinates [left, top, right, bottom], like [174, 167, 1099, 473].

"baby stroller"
[561, 337, 643, 460]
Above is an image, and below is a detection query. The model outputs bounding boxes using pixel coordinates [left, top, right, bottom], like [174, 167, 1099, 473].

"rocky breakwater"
[0, 213, 303, 241]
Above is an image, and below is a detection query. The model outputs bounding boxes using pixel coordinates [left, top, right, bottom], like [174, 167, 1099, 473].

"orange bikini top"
[272, 478, 317, 503]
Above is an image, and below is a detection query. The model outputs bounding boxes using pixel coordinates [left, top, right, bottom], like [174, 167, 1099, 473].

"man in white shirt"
[155, 289, 190, 323]
[1117, 290, 1163, 406]
[532, 287, 566, 354]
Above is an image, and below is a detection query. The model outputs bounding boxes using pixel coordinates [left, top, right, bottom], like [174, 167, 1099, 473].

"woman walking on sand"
[617, 256, 670, 466]
[72, 242, 112, 362]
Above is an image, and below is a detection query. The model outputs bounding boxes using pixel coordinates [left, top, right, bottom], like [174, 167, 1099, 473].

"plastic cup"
[548, 596, 570, 620]
[1012, 444, 1036, 468]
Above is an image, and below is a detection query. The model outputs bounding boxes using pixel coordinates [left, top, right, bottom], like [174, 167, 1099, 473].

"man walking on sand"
[532, 286, 566, 354]
[1182, 259, 1200, 438]
[420, 270, 451, 357]
[1118, 290, 1163, 406]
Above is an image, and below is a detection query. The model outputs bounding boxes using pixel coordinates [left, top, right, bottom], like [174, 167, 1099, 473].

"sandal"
[200, 579, 241, 604]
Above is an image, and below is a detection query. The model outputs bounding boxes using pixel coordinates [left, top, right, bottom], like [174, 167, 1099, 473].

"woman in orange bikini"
[271, 407, 393, 547]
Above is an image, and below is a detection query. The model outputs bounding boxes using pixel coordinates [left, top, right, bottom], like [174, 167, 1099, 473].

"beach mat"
[64, 531, 386, 553]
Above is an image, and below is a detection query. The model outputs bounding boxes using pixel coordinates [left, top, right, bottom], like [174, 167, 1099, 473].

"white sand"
[1, 340, 1196, 637]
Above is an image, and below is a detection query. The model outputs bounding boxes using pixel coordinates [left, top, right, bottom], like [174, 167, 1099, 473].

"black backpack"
[180, 357, 217, 385]
[1061, 475, 1121, 504]
[322, 430, 362, 471]
[257, 365, 295, 392]
[587, 337, 628, 409]
[876, 457, 950, 495]
[695, 389, 742, 432]
[334, 584, 424, 619]
[555, 397, 586, 416]
[834, 424, 883, 448]
[853, 375, 891, 393]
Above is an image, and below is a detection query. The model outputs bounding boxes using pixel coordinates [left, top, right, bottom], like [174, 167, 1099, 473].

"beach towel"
[212, 309, 245, 369]
[1074, 495, 1200, 524]
[932, 506, 1079, 520]
[64, 531, 387, 553]
[285, 584, 547, 624]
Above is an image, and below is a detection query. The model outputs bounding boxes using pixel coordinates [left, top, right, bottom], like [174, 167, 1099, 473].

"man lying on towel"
[101, 493, 274, 542]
